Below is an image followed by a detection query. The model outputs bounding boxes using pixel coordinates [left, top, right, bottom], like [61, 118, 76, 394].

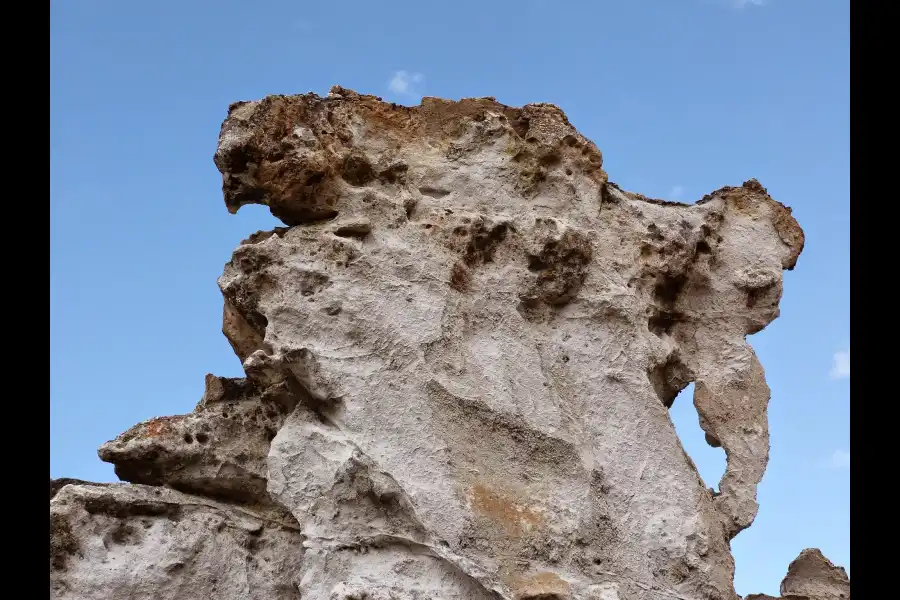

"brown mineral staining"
[469, 483, 543, 535]
[513, 571, 571, 600]
[140, 417, 180, 439]
[213, 86, 607, 225]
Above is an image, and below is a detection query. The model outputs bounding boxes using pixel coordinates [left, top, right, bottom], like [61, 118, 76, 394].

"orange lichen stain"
[469, 483, 543, 535]
[512, 571, 571, 600]
[139, 416, 183, 439]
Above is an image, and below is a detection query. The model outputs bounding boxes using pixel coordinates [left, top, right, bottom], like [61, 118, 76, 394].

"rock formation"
[745, 549, 850, 600]
[50, 87, 848, 600]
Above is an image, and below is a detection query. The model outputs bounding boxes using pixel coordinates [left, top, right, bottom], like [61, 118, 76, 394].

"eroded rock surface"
[746, 549, 850, 600]
[98, 374, 298, 506]
[50, 87, 848, 600]
[50, 483, 303, 599]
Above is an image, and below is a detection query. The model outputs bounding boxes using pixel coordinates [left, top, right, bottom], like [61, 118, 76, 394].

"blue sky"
[50, 0, 849, 594]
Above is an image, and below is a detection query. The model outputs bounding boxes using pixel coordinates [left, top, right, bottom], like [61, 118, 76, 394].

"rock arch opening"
[668, 382, 726, 494]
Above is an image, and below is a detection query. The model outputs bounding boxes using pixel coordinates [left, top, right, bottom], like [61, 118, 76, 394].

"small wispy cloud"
[733, 0, 765, 8]
[669, 185, 684, 200]
[830, 349, 850, 380]
[830, 450, 850, 470]
[388, 70, 424, 98]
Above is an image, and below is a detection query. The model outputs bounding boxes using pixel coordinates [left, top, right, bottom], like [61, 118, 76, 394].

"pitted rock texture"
[49, 87, 847, 600]
[50, 483, 303, 599]
[98, 374, 298, 506]
[745, 549, 850, 600]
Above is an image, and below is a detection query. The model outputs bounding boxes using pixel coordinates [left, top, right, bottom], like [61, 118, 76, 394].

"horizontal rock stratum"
[50, 86, 847, 600]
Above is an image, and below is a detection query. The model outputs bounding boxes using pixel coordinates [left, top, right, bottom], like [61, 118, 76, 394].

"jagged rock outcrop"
[50, 87, 847, 600]
[746, 549, 850, 600]
[97, 374, 298, 506]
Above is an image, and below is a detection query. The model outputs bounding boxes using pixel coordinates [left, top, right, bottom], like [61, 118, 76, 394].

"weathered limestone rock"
[98, 374, 297, 506]
[50, 483, 303, 599]
[778, 549, 851, 600]
[745, 549, 850, 600]
[50, 87, 847, 600]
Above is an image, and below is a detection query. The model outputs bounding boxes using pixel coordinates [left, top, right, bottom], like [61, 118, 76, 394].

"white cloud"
[388, 70, 424, 98]
[669, 185, 684, 200]
[830, 349, 850, 379]
[733, 0, 765, 8]
[830, 450, 850, 469]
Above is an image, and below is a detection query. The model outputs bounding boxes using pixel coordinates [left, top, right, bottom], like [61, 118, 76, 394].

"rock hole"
[341, 154, 376, 186]
[538, 152, 562, 167]
[668, 383, 726, 493]
[512, 116, 531, 138]
[464, 222, 509, 265]
[272, 205, 338, 227]
[225, 146, 254, 175]
[418, 187, 451, 199]
[333, 223, 372, 239]
[305, 171, 325, 186]
[745, 283, 776, 309]
[404, 197, 418, 220]
[183, 434, 193, 444]
[527, 255, 549, 272]
[195, 433, 209, 444]
[648, 354, 691, 408]
[653, 274, 688, 309]
[648, 309, 684, 337]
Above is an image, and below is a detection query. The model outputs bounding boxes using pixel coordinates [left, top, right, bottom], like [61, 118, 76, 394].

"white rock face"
[50, 87, 846, 600]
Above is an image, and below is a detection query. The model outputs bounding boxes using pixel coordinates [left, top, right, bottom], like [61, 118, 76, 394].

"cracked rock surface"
[50, 87, 848, 600]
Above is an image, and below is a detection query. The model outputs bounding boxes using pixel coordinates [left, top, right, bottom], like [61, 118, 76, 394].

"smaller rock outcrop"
[746, 549, 850, 600]
[49, 483, 304, 600]
[97, 374, 297, 507]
